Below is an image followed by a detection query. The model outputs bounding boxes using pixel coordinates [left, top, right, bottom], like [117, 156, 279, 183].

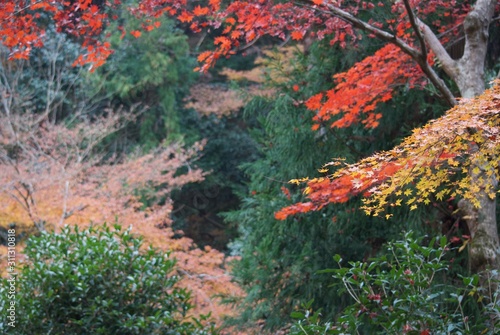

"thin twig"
[402, 0, 427, 60]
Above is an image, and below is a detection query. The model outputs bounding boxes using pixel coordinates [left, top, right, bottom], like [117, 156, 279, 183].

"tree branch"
[402, 0, 427, 61]
[416, 18, 459, 80]
[320, 3, 420, 59]
[296, 1, 457, 106]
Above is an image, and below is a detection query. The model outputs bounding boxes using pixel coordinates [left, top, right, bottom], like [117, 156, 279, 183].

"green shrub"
[290, 232, 500, 335]
[0, 224, 216, 334]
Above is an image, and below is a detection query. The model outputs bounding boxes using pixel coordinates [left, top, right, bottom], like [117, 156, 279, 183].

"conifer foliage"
[224, 43, 431, 330]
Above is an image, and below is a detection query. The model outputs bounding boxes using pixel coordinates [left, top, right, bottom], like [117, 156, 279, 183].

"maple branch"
[318, 3, 418, 57]
[402, 0, 427, 61]
[399, 1, 459, 106]
[416, 18, 459, 80]
[298, 1, 457, 106]
[236, 34, 262, 53]
[0, 1, 44, 18]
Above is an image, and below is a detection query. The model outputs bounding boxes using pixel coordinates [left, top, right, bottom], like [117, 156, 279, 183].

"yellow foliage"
[358, 81, 500, 215]
[219, 45, 304, 84]
[292, 81, 500, 219]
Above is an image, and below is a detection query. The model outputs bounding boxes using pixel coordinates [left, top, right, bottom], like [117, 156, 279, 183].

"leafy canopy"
[0, 0, 479, 215]
[277, 82, 500, 219]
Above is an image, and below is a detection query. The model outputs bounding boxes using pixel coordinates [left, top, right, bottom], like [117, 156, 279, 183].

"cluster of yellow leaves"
[221, 46, 304, 84]
[360, 81, 500, 216]
[277, 81, 500, 220]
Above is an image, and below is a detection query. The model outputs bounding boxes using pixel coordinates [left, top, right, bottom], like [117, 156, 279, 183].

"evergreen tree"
[225, 41, 449, 330]
[90, 6, 195, 149]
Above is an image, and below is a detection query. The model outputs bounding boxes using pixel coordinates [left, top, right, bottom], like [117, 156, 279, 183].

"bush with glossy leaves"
[0, 224, 216, 335]
[290, 232, 500, 335]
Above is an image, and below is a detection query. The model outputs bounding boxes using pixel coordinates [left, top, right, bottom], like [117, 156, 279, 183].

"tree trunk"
[421, 0, 499, 281]
[459, 169, 500, 277]
[329, 0, 500, 278]
[455, 1, 491, 99]
[454, 0, 499, 280]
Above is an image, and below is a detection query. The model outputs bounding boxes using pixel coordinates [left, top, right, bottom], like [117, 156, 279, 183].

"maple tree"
[0, 108, 247, 327]
[1, 0, 500, 326]
[144, 0, 497, 280]
[156, 0, 498, 289]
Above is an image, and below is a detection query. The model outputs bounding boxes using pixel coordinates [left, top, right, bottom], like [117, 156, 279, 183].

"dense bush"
[290, 232, 500, 335]
[0, 224, 216, 334]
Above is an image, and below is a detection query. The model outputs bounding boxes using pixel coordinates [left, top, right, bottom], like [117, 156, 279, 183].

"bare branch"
[417, 18, 459, 80]
[296, 1, 457, 105]
[402, 0, 427, 60]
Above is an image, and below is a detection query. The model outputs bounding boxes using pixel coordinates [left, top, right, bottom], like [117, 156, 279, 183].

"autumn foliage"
[306, 44, 427, 129]
[1, 0, 499, 331]
[276, 81, 500, 220]
[0, 110, 244, 324]
[0, 0, 113, 69]
[0, 0, 467, 122]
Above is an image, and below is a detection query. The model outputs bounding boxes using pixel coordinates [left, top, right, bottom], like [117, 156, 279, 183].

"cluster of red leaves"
[276, 81, 500, 220]
[0, 0, 114, 68]
[165, 0, 463, 126]
[0, 1, 45, 59]
[1, 0, 465, 76]
[306, 44, 427, 129]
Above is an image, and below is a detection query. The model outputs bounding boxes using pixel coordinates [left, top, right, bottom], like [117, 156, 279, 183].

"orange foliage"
[307, 44, 428, 129]
[0, 111, 244, 326]
[0, 0, 478, 329]
[276, 82, 500, 219]
[0, 0, 466, 122]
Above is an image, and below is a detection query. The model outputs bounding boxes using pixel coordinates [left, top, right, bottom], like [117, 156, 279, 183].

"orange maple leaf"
[197, 51, 213, 63]
[214, 36, 231, 51]
[193, 6, 209, 16]
[291, 31, 304, 40]
[178, 11, 194, 23]
[130, 30, 141, 38]
[305, 93, 323, 110]
[230, 30, 242, 39]
[209, 0, 221, 11]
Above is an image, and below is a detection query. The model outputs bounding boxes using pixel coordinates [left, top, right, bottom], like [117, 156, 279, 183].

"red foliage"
[0, 0, 113, 67]
[276, 83, 500, 219]
[307, 44, 427, 129]
[0, 0, 466, 100]
[0, 0, 483, 324]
